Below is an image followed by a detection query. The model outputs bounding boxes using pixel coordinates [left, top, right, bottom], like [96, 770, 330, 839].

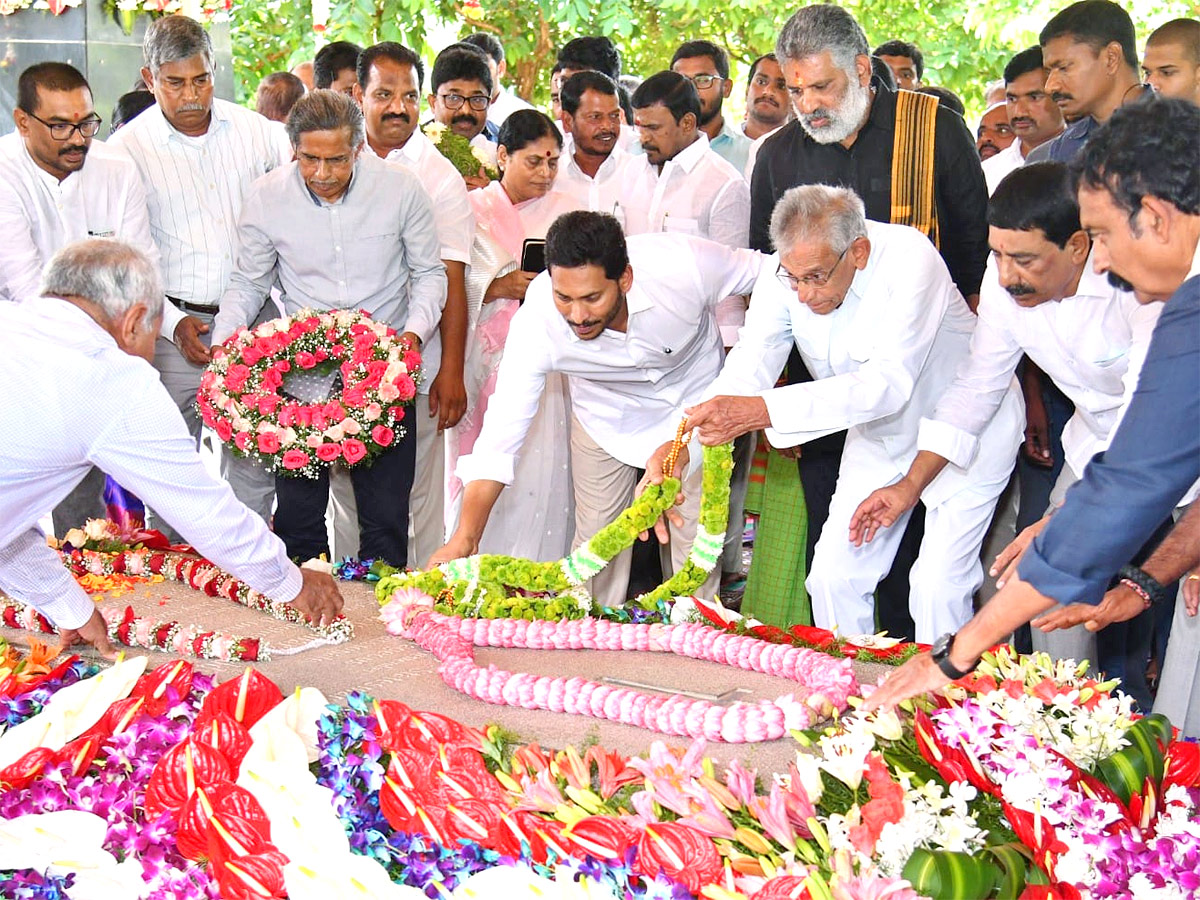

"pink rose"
[342, 438, 368, 464]
[295, 351, 317, 369]
[388, 406, 405, 422]
[314, 347, 329, 362]
[223, 364, 251, 392]
[306, 434, 324, 449]
[257, 431, 281, 454]
[371, 425, 394, 447]
[234, 431, 250, 451]
[394, 374, 416, 401]
[257, 394, 281, 415]
[316, 443, 342, 462]
[323, 401, 346, 421]
[364, 402, 382, 421]
[241, 347, 262, 365]
[403, 350, 421, 371]
[281, 449, 310, 470]
[342, 386, 367, 408]
[214, 418, 233, 442]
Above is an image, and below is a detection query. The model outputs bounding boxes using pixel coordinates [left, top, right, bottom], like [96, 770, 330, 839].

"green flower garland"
[375, 443, 733, 617]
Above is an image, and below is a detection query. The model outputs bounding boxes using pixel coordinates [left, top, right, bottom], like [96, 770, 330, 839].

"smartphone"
[521, 238, 547, 274]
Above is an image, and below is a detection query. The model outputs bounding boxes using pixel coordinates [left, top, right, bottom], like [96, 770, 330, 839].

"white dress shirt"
[487, 87, 534, 128]
[623, 133, 750, 248]
[555, 139, 647, 225]
[367, 130, 475, 391]
[705, 221, 1020, 504]
[0, 133, 182, 336]
[108, 99, 292, 307]
[0, 297, 302, 629]
[981, 140, 1026, 196]
[457, 234, 763, 483]
[920, 252, 1154, 479]
[212, 154, 446, 345]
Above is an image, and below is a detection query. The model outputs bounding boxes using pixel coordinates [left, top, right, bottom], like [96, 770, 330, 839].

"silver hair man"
[775, 4, 873, 145]
[285, 89, 366, 150]
[40, 239, 163, 329]
[770, 184, 868, 256]
[143, 14, 213, 76]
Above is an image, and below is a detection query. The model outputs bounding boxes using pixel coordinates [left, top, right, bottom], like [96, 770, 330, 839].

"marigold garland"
[198, 308, 421, 478]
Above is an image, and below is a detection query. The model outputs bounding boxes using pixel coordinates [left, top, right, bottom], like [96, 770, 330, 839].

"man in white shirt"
[462, 33, 533, 130]
[627, 71, 749, 248]
[211, 92, 446, 568]
[0, 63, 162, 531]
[555, 72, 643, 225]
[355, 41, 473, 563]
[108, 15, 292, 522]
[434, 212, 763, 607]
[0, 240, 342, 657]
[742, 54, 790, 142]
[982, 47, 1065, 195]
[677, 185, 1023, 642]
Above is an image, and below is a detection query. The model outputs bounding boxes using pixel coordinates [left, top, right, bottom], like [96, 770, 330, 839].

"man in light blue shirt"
[213, 90, 447, 567]
[671, 40, 752, 175]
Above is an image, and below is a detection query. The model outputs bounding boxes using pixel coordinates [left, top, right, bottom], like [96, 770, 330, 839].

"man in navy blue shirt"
[867, 98, 1200, 715]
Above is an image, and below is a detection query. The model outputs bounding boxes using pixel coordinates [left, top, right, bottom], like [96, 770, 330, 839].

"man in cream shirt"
[434, 212, 763, 607]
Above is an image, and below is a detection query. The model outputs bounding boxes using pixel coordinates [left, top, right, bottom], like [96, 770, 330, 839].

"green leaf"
[902, 848, 997, 900]
[986, 842, 1033, 899]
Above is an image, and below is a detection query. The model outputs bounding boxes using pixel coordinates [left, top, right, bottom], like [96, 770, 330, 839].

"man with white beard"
[746, 3, 988, 642]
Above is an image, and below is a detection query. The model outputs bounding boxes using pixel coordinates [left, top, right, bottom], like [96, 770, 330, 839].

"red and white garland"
[390, 607, 859, 742]
[198, 309, 420, 478]
[1, 548, 354, 662]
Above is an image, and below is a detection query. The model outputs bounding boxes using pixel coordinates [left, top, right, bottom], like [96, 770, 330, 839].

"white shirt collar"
[1189, 239, 1200, 281]
[663, 132, 710, 175]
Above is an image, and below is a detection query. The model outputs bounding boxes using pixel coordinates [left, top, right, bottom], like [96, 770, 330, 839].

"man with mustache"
[872, 40, 923, 91]
[865, 100, 1200, 735]
[352, 41, 473, 565]
[981, 47, 1065, 195]
[210, 91, 446, 568]
[748, 4, 988, 641]
[849, 163, 1158, 691]
[108, 15, 292, 525]
[433, 211, 764, 608]
[0, 62, 162, 531]
[743, 54, 790, 141]
[1027, 0, 1146, 165]
[555, 72, 644, 224]
[427, 44, 497, 160]
[975, 102, 1015, 161]
[671, 41, 752, 174]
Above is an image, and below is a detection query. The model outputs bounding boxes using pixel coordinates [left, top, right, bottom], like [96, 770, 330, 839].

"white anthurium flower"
[0, 656, 147, 768]
[249, 686, 328, 762]
[0, 811, 148, 899]
[285, 853, 425, 899]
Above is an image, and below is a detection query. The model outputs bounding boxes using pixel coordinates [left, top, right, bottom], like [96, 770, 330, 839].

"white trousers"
[569, 415, 720, 609]
[807, 436, 1011, 644]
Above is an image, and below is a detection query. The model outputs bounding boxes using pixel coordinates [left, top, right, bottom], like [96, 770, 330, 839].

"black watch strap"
[1117, 565, 1170, 607]
[932, 632, 975, 680]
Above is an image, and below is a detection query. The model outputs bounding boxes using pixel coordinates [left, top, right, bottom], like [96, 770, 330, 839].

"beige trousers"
[569, 415, 720, 608]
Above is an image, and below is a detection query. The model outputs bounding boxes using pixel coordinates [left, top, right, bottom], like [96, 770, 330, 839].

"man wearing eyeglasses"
[662, 185, 1022, 643]
[0, 62, 164, 532]
[427, 44, 498, 190]
[671, 41, 752, 175]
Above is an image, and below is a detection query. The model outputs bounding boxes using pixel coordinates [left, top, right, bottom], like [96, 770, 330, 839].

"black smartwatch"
[931, 632, 975, 680]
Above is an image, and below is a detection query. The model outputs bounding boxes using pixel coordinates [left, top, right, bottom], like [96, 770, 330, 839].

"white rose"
[83, 518, 112, 541]
[323, 424, 345, 442]
[233, 417, 252, 432]
[63, 528, 87, 547]
[339, 418, 361, 435]
[280, 427, 298, 446]
[255, 320, 278, 338]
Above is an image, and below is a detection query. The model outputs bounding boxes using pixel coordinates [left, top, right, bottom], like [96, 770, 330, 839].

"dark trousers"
[788, 348, 920, 642]
[274, 421, 416, 567]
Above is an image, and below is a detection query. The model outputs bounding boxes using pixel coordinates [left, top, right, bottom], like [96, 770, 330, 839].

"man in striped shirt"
[108, 15, 291, 522]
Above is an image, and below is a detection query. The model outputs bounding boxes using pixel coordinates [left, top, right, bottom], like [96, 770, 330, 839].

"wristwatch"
[931, 632, 976, 680]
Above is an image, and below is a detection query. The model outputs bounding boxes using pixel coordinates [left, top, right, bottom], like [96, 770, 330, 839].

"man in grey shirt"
[213, 90, 446, 566]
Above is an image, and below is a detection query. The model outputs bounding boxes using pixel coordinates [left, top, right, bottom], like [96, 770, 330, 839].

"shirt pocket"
[662, 215, 701, 236]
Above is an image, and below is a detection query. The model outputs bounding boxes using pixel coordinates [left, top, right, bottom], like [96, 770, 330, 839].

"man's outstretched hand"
[289, 569, 344, 627]
[57, 608, 118, 660]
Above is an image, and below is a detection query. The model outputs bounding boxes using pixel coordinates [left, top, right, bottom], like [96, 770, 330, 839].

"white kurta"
[704, 221, 1024, 641]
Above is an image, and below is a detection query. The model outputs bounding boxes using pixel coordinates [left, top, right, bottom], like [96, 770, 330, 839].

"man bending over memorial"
[0, 240, 344, 658]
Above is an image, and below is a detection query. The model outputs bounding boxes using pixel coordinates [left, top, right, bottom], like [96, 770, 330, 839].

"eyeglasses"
[776, 244, 851, 290]
[26, 111, 102, 141]
[438, 92, 490, 111]
[685, 74, 724, 89]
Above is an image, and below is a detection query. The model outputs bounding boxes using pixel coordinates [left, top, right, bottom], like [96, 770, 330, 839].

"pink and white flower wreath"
[198, 309, 420, 479]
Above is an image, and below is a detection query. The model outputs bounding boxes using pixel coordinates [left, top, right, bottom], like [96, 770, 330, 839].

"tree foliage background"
[231, 0, 1194, 116]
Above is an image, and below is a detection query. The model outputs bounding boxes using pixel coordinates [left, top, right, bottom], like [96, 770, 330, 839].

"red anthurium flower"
[565, 815, 637, 861]
[206, 813, 271, 872]
[198, 668, 283, 729]
[53, 735, 103, 779]
[1163, 740, 1200, 790]
[443, 798, 504, 845]
[0, 747, 56, 790]
[788, 624, 838, 649]
[194, 710, 254, 772]
[393, 710, 479, 755]
[177, 787, 218, 861]
[751, 876, 814, 899]
[440, 747, 505, 803]
[145, 739, 233, 820]
[100, 696, 147, 736]
[216, 849, 289, 900]
[380, 776, 423, 834]
[1018, 883, 1082, 900]
[913, 710, 999, 797]
[636, 822, 723, 894]
[1003, 802, 1069, 877]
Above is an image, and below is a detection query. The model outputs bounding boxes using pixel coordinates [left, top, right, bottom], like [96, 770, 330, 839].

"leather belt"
[168, 296, 220, 315]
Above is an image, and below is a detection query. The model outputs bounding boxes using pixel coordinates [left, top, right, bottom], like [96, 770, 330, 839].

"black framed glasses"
[776, 244, 851, 290]
[438, 92, 490, 111]
[686, 74, 724, 89]
[26, 111, 102, 141]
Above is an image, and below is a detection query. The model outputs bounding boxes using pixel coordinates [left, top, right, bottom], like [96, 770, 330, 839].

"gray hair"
[776, 4, 870, 75]
[769, 184, 867, 255]
[285, 89, 365, 150]
[144, 15, 214, 76]
[41, 240, 163, 328]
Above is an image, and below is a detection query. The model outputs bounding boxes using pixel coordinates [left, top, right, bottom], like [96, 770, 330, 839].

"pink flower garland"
[393, 611, 858, 743]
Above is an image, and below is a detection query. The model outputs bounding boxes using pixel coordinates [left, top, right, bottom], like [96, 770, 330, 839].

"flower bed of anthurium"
[0, 635, 1196, 900]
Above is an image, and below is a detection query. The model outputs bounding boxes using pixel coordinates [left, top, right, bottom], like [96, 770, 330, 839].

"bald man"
[1143, 18, 1200, 104]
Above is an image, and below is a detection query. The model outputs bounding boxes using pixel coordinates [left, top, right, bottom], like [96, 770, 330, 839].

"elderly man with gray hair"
[108, 14, 292, 525]
[211, 90, 446, 568]
[0, 240, 344, 658]
[674, 186, 1022, 642]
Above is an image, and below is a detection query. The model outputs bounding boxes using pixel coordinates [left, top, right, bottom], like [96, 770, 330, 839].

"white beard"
[798, 78, 871, 145]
